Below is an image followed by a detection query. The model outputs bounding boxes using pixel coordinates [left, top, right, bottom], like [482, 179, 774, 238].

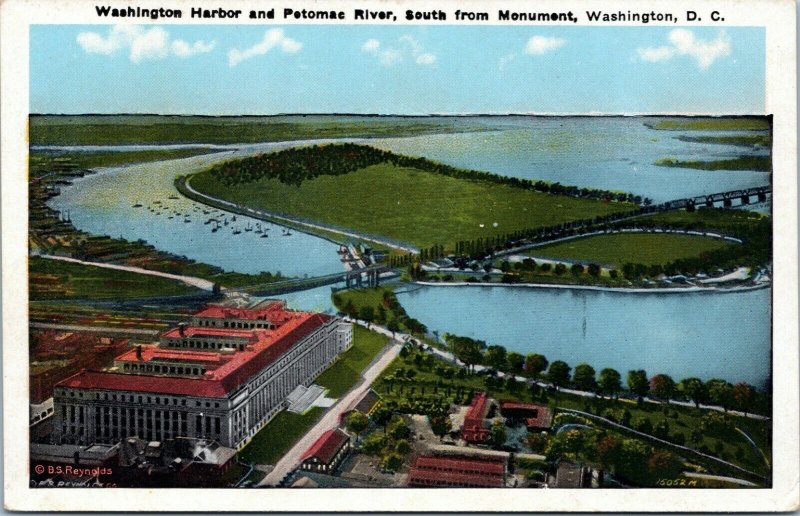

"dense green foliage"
[655, 156, 771, 172]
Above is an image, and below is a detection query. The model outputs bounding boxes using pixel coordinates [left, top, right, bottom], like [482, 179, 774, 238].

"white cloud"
[498, 53, 516, 71]
[416, 53, 436, 65]
[76, 25, 215, 63]
[637, 29, 731, 69]
[228, 29, 302, 67]
[361, 35, 436, 66]
[525, 36, 566, 55]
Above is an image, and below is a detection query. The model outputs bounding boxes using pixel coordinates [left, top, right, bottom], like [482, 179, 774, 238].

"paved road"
[36, 254, 216, 291]
[259, 338, 402, 486]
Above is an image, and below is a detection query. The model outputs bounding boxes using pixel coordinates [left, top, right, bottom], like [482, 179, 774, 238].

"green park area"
[238, 407, 324, 465]
[526, 233, 733, 268]
[316, 325, 390, 398]
[373, 344, 771, 486]
[187, 146, 635, 251]
[29, 257, 203, 300]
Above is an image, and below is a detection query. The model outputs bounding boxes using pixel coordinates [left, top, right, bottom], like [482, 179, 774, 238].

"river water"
[41, 116, 771, 385]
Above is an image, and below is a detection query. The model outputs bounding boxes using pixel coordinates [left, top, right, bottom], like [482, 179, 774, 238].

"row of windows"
[122, 362, 205, 376]
[194, 318, 275, 330]
[166, 338, 246, 351]
[60, 390, 223, 409]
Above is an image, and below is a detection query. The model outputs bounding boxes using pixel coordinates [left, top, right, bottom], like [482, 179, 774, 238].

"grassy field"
[525, 233, 733, 267]
[316, 326, 390, 398]
[189, 162, 632, 250]
[646, 117, 770, 131]
[655, 156, 770, 172]
[30, 115, 483, 146]
[238, 407, 324, 465]
[29, 257, 203, 300]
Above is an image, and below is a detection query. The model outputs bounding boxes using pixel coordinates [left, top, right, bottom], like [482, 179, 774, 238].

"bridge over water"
[231, 265, 398, 296]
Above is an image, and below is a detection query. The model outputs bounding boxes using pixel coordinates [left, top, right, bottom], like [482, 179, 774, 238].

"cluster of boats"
[131, 195, 294, 238]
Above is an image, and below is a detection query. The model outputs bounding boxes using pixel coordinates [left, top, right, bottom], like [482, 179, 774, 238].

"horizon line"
[30, 111, 771, 118]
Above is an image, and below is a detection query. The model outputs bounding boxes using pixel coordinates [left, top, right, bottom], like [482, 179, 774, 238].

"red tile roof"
[462, 391, 491, 442]
[300, 428, 349, 464]
[116, 347, 223, 365]
[58, 310, 333, 399]
[161, 327, 256, 339]
[193, 302, 288, 323]
[465, 391, 490, 421]
[408, 455, 505, 488]
[499, 401, 553, 429]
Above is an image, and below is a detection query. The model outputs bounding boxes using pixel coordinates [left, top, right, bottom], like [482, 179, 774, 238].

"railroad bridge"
[664, 186, 771, 212]
[234, 265, 396, 296]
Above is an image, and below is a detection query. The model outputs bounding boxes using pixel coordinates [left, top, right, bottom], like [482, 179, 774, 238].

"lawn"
[29, 256, 203, 300]
[524, 233, 734, 267]
[238, 407, 324, 465]
[189, 162, 633, 251]
[316, 325, 390, 398]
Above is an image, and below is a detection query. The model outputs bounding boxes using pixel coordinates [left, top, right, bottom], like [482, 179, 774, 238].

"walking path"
[36, 254, 217, 291]
[682, 471, 758, 487]
[258, 338, 403, 486]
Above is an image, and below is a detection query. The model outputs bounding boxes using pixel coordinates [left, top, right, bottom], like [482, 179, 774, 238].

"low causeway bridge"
[232, 265, 398, 296]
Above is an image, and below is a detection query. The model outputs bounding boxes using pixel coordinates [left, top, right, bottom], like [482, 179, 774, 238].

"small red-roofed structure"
[300, 428, 351, 473]
[407, 455, 506, 488]
[499, 401, 553, 431]
[461, 391, 491, 443]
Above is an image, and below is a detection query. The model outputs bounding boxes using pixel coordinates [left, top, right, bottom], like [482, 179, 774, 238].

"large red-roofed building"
[461, 391, 491, 443]
[53, 301, 352, 449]
[407, 455, 506, 488]
[299, 428, 351, 473]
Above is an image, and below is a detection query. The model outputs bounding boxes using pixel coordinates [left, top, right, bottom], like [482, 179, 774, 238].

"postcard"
[2, 0, 798, 511]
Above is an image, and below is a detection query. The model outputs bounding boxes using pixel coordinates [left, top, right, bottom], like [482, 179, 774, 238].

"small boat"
[153, 200, 162, 205]
[231, 216, 237, 222]
[255, 229, 263, 234]
[204, 219, 213, 225]
[168, 195, 179, 200]
[233, 228, 241, 235]
[260, 234, 268, 238]
[168, 216, 174, 219]
[223, 219, 229, 226]
[184, 218, 191, 223]
[132, 203, 143, 208]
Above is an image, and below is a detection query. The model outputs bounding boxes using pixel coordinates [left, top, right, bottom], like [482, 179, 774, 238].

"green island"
[677, 135, 771, 148]
[526, 233, 733, 268]
[645, 117, 770, 131]
[29, 114, 486, 146]
[186, 143, 640, 252]
[655, 156, 771, 172]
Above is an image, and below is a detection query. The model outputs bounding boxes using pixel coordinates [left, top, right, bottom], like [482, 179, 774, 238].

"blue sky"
[30, 25, 765, 115]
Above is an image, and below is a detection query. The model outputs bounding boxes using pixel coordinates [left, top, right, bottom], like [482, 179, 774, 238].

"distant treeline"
[207, 143, 649, 204]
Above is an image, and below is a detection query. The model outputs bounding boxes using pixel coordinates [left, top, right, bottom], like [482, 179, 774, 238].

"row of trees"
[442, 333, 766, 415]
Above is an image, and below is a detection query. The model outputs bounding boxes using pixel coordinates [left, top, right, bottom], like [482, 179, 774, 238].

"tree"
[570, 263, 585, 276]
[598, 368, 622, 398]
[732, 382, 755, 416]
[395, 439, 411, 455]
[706, 379, 734, 413]
[506, 352, 525, 374]
[371, 407, 393, 433]
[596, 435, 623, 468]
[572, 363, 597, 393]
[647, 450, 682, 480]
[360, 433, 387, 455]
[524, 353, 549, 380]
[649, 374, 676, 403]
[388, 417, 411, 440]
[429, 415, 452, 441]
[448, 335, 485, 372]
[386, 318, 400, 336]
[358, 305, 375, 322]
[547, 361, 572, 391]
[627, 370, 650, 400]
[346, 410, 369, 442]
[489, 420, 507, 448]
[484, 345, 508, 371]
[587, 263, 601, 277]
[382, 453, 403, 473]
[554, 263, 567, 275]
[679, 377, 707, 408]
